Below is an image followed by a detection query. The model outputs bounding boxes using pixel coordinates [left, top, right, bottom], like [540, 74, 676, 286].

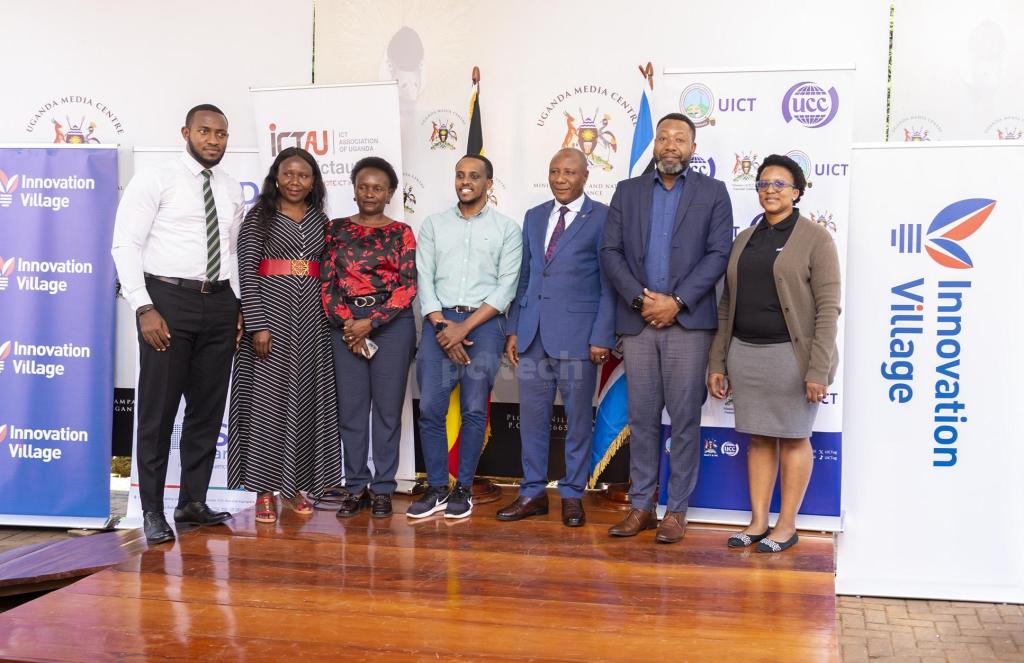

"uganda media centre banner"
[0, 145, 118, 528]
[659, 67, 853, 530]
[838, 141, 1024, 603]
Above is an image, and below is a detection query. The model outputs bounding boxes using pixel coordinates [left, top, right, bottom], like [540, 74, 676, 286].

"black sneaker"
[335, 490, 368, 518]
[406, 485, 450, 519]
[369, 491, 393, 518]
[444, 483, 473, 519]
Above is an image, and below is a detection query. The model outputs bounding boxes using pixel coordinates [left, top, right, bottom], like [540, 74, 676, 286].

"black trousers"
[136, 279, 238, 511]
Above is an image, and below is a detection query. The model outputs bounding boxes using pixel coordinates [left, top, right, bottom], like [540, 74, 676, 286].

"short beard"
[458, 191, 487, 209]
[187, 139, 224, 169]
[656, 158, 688, 175]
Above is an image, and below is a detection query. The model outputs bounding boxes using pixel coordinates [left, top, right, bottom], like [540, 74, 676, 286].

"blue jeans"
[416, 310, 504, 487]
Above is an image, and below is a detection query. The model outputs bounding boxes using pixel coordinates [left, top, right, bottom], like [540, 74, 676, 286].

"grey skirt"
[727, 338, 819, 439]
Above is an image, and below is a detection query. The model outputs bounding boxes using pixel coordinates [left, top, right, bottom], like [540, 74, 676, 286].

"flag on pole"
[588, 356, 630, 487]
[467, 66, 484, 156]
[629, 62, 656, 178]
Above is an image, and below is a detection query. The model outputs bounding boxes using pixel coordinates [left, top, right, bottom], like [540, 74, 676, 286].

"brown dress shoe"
[495, 493, 549, 521]
[608, 508, 658, 537]
[656, 511, 687, 544]
[561, 498, 585, 527]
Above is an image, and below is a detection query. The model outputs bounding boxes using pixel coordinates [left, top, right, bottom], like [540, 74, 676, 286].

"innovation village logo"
[890, 198, 995, 269]
[882, 198, 996, 469]
[0, 170, 18, 208]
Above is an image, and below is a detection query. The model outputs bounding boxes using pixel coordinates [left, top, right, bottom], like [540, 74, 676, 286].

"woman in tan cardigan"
[707, 154, 840, 553]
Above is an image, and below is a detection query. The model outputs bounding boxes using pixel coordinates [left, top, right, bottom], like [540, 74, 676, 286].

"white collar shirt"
[544, 194, 585, 251]
[111, 151, 244, 310]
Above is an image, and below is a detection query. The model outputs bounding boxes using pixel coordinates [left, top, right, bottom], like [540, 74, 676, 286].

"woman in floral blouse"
[322, 156, 417, 518]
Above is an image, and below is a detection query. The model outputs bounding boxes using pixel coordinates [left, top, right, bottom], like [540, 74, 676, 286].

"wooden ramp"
[0, 492, 837, 662]
[0, 529, 146, 597]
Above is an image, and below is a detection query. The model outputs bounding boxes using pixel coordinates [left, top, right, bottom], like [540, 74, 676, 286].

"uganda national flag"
[445, 66, 490, 483]
[467, 66, 483, 156]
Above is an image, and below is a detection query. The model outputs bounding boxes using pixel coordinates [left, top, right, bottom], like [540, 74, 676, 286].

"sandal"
[287, 493, 314, 516]
[255, 492, 277, 524]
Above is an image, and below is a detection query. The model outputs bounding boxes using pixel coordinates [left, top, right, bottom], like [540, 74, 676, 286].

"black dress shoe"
[495, 493, 549, 521]
[336, 490, 369, 518]
[369, 491, 393, 518]
[143, 511, 175, 544]
[561, 498, 585, 527]
[173, 502, 231, 526]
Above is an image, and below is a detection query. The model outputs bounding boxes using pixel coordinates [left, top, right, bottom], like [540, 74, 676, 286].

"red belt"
[258, 259, 320, 278]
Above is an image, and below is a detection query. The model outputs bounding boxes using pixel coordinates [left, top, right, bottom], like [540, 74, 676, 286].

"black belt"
[346, 293, 388, 307]
[145, 273, 230, 294]
[445, 305, 478, 313]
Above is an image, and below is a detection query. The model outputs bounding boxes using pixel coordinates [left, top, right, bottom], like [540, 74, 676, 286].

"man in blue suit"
[497, 148, 616, 527]
[601, 113, 733, 543]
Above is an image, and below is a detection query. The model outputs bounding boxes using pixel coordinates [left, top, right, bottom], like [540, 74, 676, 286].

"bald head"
[551, 148, 588, 172]
[548, 148, 589, 204]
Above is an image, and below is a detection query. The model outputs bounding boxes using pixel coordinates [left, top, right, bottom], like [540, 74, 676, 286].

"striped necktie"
[201, 169, 221, 282]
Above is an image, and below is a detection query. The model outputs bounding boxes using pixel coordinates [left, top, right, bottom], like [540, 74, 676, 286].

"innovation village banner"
[0, 145, 119, 528]
[838, 141, 1024, 603]
[659, 67, 853, 530]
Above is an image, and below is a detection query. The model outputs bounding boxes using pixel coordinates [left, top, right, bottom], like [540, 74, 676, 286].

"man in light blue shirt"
[408, 154, 522, 520]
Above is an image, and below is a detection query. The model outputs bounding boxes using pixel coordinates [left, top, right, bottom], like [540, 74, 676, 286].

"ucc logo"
[781, 81, 840, 129]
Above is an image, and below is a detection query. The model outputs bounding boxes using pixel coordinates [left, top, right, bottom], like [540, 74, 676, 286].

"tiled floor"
[838, 595, 1024, 662]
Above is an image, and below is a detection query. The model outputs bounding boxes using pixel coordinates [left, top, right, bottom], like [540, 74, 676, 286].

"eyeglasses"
[755, 179, 797, 192]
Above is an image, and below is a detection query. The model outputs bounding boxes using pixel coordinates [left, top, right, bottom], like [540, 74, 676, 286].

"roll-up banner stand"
[658, 66, 854, 531]
[0, 144, 119, 528]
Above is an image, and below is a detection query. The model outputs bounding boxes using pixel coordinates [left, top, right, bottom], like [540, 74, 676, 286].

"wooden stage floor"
[0, 492, 837, 662]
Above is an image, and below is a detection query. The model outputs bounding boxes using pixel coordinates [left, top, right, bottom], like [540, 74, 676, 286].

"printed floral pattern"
[321, 218, 417, 327]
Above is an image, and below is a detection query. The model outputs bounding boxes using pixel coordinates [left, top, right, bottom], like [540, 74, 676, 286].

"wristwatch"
[672, 295, 685, 312]
[433, 320, 448, 333]
[631, 294, 645, 311]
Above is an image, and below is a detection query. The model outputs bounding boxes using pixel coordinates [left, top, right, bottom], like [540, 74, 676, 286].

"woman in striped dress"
[228, 147, 341, 523]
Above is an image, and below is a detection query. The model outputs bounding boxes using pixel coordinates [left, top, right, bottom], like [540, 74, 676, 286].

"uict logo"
[0, 341, 10, 373]
[890, 198, 996, 269]
[0, 170, 18, 208]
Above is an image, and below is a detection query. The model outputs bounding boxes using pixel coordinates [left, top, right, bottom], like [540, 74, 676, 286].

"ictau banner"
[249, 82, 418, 491]
[251, 82, 405, 221]
[0, 145, 118, 528]
[838, 141, 1024, 602]
[660, 67, 853, 530]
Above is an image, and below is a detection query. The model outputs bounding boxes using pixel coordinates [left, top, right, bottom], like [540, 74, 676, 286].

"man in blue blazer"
[601, 113, 733, 543]
[498, 148, 616, 527]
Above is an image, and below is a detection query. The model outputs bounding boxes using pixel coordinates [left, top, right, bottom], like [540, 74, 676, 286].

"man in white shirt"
[111, 104, 243, 544]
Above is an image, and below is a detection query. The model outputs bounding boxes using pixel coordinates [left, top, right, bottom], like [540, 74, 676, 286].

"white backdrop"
[838, 141, 1024, 602]
[313, 0, 890, 405]
[889, 0, 1024, 141]
[0, 1, 313, 148]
